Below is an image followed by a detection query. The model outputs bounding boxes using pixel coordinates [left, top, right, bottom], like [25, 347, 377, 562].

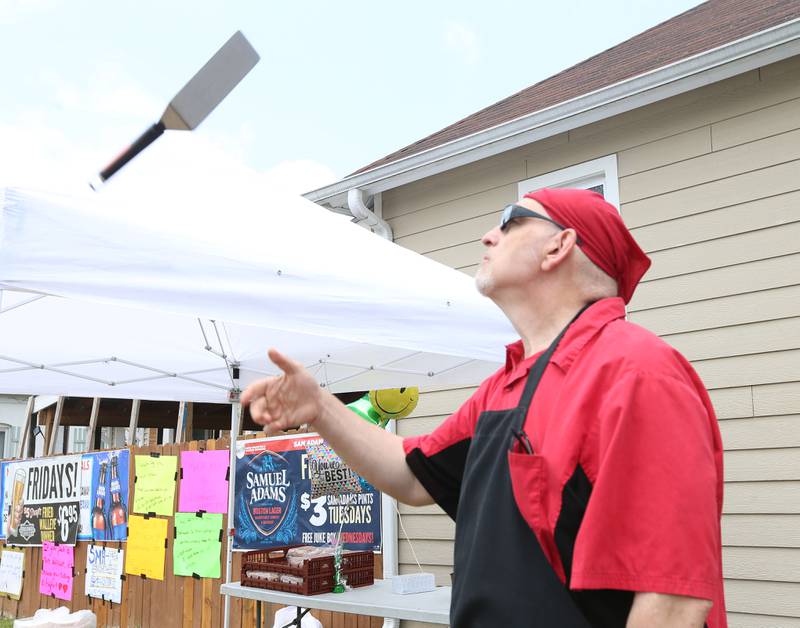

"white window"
[0, 425, 8, 458]
[517, 154, 620, 211]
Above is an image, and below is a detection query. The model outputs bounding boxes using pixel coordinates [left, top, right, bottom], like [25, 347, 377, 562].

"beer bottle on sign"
[91, 461, 108, 540]
[109, 454, 128, 539]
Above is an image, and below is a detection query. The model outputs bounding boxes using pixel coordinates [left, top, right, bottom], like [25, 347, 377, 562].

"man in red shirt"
[243, 188, 726, 627]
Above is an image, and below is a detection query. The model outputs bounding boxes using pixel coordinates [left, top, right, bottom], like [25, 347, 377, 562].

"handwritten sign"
[40, 541, 74, 601]
[0, 547, 24, 599]
[132, 455, 177, 517]
[179, 450, 229, 514]
[125, 514, 167, 580]
[173, 512, 222, 578]
[85, 545, 123, 604]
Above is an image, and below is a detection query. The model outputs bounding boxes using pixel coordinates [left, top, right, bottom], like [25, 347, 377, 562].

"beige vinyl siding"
[386, 54, 800, 627]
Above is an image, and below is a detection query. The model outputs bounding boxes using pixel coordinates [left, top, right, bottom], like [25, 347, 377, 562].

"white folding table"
[221, 578, 451, 626]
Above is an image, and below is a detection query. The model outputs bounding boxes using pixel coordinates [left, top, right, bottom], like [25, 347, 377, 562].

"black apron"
[451, 308, 593, 627]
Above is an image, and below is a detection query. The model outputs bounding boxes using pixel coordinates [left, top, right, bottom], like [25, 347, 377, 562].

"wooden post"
[46, 396, 65, 456]
[175, 401, 186, 444]
[85, 398, 101, 452]
[16, 396, 35, 459]
[175, 402, 193, 443]
[126, 399, 141, 446]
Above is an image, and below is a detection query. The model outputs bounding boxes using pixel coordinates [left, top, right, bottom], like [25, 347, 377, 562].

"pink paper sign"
[178, 450, 229, 513]
[40, 541, 74, 601]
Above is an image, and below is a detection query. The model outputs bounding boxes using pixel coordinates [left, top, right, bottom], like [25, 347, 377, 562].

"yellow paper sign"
[133, 455, 177, 517]
[125, 514, 168, 580]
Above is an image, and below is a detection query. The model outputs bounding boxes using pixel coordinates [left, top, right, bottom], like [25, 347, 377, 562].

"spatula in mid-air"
[90, 30, 260, 190]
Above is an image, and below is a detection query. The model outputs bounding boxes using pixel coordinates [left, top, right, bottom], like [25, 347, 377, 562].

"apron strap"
[514, 301, 595, 427]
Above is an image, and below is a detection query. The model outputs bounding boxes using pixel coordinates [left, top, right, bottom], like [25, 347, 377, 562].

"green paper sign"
[173, 513, 223, 578]
[133, 455, 177, 517]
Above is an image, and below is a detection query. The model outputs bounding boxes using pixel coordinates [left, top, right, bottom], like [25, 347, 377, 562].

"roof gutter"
[305, 17, 800, 207]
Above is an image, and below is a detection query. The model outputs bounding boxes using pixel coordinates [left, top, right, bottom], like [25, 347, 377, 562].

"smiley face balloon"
[369, 387, 419, 420]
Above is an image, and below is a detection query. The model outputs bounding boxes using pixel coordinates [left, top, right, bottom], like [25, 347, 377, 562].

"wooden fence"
[0, 437, 385, 627]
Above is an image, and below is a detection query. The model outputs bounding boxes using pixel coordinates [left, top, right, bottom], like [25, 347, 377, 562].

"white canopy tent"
[0, 186, 514, 401]
[1, 184, 514, 626]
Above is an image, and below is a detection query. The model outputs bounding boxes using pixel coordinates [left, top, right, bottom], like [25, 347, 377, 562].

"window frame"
[516, 154, 620, 211]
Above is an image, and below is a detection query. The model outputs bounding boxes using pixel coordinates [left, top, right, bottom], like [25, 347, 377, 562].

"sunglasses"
[499, 204, 582, 244]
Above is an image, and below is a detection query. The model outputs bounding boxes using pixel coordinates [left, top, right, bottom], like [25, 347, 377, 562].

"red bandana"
[523, 188, 651, 303]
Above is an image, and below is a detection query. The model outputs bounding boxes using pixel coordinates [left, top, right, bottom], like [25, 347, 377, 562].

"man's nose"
[481, 226, 501, 246]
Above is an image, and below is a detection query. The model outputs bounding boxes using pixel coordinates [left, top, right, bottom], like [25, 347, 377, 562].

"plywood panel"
[620, 128, 800, 202]
[399, 540, 453, 567]
[708, 387, 754, 420]
[618, 126, 711, 177]
[646, 222, 800, 280]
[760, 54, 800, 81]
[382, 152, 528, 218]
[622, 159, 800, 228]
[724, 482, 800, 514]
[720, 416, 800, 450]
[753, 383, 800, 416]
[726, 611, 800, 627]
[398, 503, 447, 516]
[629, 285, 800, 336]
[570, 69, 763, 144]
[724, 448, 800, 482]
[632, 253, 800, 310]
[396, 416, 449, 438]
[528, 73, 768, 179]
[692, 350, 800, 390]
[425, 240, 483, 269]
[631, 190, 800, 253]
[724, 579, 800, 616]
[722, 514, 800, 548]
[723, 547, 800, 582]
[662, 318, 800, 362]
[395, 211, 499, 255]
[398, 515, 456, 541]
[415, 387, 476, 418]
[388, 184, 515, 240]
[713, 96, 800, 151]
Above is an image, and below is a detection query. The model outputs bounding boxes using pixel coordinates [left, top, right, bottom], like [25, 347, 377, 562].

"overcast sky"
[0, 0, 703, 210]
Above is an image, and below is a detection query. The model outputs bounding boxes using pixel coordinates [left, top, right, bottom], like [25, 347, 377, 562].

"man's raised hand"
[241, 348, 324, 434]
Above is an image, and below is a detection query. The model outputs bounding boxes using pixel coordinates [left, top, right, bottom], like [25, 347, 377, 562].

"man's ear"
[540, 230, 578, 271]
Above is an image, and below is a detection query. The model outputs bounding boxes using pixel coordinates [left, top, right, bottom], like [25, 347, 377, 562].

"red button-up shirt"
[404, 297, 727, 627]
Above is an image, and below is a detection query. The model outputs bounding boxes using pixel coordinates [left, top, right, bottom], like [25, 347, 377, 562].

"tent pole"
[46, 396, 65, 456]
[126, 399, 141, 446]
[223, 400, 241, 628]
[16, 396, 35, 459]
[85, 398, 101, 452]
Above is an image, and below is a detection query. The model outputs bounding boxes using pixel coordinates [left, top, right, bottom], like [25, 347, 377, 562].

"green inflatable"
[346, 394, 387, 428]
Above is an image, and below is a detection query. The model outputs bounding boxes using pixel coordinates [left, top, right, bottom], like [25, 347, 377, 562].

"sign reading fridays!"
[1, 450, 131, 546]
[2, 456, 82, 545]
[233, 434, 381, 551]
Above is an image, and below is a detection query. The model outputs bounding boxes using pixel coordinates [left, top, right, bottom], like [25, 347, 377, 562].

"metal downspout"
[347, 189, 393, 241]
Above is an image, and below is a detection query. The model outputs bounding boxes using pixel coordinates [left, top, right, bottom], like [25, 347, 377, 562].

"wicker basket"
[241, 544, 374, 596]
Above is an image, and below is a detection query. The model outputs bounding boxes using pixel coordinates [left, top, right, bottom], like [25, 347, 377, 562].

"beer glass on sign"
[9, 469, 25, 537]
